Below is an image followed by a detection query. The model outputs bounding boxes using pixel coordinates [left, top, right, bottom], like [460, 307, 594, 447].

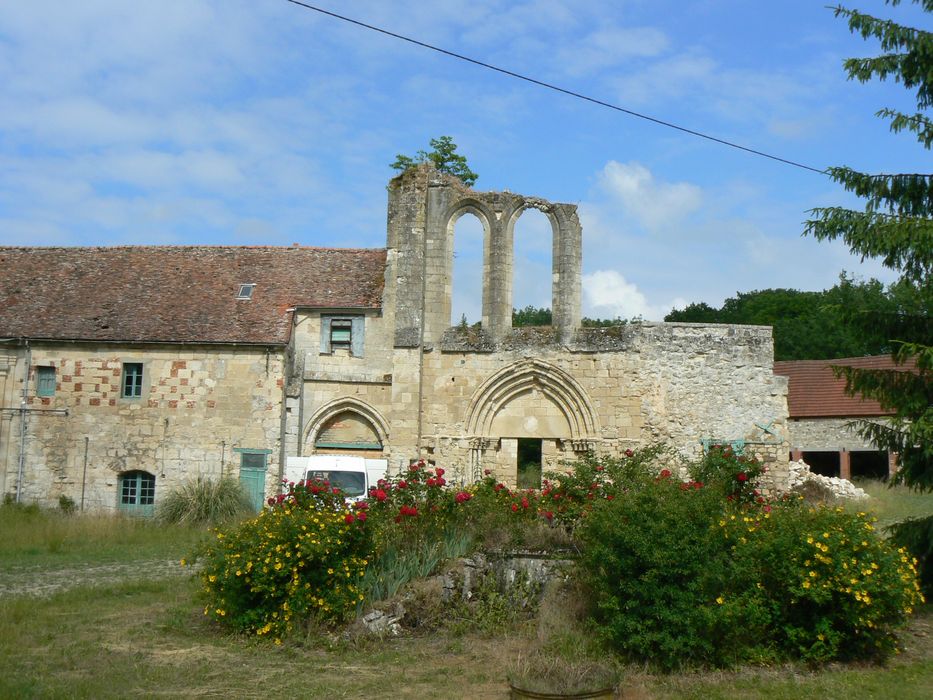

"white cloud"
[583, 270, 683, 322]
[556, 26, 669, 76]
[594, 160, 703, 231]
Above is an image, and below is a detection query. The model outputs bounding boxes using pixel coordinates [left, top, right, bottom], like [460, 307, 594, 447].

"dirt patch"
[0, 559, 190, 598]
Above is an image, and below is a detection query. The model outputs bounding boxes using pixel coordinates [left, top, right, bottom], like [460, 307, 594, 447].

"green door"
[118, 471, 156, 517]
[239, 467, 267, 512]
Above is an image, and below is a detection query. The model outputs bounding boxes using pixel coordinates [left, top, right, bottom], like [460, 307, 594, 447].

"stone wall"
[286, 167, 791, 492]
[786, 417, 880, 451]
[407, 322, 788, 489]
[1, 343, 284, 510]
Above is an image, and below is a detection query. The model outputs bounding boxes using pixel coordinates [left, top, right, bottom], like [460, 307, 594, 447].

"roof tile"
[0, 246, 386, 345]
[773, 356, 913, 418]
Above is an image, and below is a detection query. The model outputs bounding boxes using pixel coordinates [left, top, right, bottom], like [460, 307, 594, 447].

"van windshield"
[306, 470, 366, 498]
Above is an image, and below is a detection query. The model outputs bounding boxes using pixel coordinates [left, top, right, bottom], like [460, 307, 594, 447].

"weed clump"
[157, 477, 253, 526]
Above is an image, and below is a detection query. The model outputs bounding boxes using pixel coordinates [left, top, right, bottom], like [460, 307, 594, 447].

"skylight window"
[237, 283, 256, 300]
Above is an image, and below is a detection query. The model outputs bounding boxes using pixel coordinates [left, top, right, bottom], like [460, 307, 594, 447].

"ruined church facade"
[0, 165, 790, 512]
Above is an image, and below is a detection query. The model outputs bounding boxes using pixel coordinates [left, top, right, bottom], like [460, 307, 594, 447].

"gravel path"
[0, 559, 192, 598]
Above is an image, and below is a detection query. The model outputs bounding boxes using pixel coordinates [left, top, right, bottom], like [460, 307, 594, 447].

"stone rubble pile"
[787, 459, 869, 501]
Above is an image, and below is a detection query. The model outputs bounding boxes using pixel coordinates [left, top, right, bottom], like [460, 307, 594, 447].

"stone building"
[774, 356, 902, 480]
[0, 164, 790, 513]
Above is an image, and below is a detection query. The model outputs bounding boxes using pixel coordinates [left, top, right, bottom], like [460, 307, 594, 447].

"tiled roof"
[773, 356, 910, 418]
[0, 246, 386, 345]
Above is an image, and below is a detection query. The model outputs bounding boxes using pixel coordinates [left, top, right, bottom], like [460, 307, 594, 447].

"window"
[118, 471, 155, 516]
[236, 283, 255, 299]
[36, 366, 56, 397]
[330, 319, 352, 350]
[320, 316, 364, 356]
[121, 362, 143, 398]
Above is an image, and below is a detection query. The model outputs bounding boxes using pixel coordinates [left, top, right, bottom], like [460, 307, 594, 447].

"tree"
[390, 136, 478, 186]
[804, 1, 932, 491]
[664, 275, 904, 360]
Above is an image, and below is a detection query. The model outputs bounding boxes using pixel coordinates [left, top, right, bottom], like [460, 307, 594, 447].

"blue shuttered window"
[36, 366, 56, 397]
[320, 316, 365, 357]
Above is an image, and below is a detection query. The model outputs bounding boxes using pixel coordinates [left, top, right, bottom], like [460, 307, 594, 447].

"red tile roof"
[773, 356, 911, 418]
[0, 246, 386, 345]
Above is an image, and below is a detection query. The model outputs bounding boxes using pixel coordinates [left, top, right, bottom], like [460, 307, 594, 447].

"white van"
[284, 455, 388, 502]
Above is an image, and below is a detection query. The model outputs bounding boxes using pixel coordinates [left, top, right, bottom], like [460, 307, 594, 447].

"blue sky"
[1, 1, 929, 322]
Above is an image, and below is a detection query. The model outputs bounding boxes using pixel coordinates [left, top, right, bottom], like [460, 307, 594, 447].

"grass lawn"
[850, 479, 933, 530]
[1, 575, 931, 699]
[1, 483, 931, 699]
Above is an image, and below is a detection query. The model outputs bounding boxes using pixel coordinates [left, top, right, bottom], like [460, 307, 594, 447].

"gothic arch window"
[509, 206, 555, 324]
[304, 399, 390, 455]
[446, 202, 493, 327]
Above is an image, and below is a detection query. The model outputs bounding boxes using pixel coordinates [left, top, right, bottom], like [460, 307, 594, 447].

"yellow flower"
[716, 596, 724, 605]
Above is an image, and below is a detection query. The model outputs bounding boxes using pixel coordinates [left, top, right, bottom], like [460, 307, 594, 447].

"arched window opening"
[451, 212, 484, 326]
[512, 208, 553, 326]
[314, 410, 383, 453]
[118, 470, 155, 517]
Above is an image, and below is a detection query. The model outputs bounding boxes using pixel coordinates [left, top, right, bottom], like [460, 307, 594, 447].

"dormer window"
[237, 283, 255, 300]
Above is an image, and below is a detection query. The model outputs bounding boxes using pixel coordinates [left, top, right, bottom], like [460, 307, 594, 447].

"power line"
[284, 0, 827, 175]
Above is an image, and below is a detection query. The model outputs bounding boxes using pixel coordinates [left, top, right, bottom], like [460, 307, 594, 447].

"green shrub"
[724, 503, 924, 663]
[58, 495, 77, 515]
[576, 474, 924, 669]
[158, 477, 253, 526]
[576, 472, 738, 669]
[886, 515, 933, 597]
[194, 479, 371, 642]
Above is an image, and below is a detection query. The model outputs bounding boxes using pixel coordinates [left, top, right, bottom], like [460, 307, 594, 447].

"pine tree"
[804, 1, 932, 490]
[390, 136, 478, 186]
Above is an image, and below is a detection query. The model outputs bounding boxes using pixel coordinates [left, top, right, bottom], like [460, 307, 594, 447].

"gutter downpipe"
[80, 436, 89, 511]
[16, 339, 30, 503]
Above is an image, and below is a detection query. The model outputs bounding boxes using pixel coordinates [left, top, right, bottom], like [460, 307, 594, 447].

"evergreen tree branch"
[805, 206, 933, 282]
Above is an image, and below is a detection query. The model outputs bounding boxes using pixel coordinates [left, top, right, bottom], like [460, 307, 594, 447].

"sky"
[1, 0, 929, 322]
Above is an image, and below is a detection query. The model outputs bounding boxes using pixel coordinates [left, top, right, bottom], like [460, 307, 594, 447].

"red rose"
[521, 497, 530, 509]
[356, 512, 367, 522]
[435, 467, 445, 477]
[624, 449, 634, 458]
[484, 469, 491, 476]
[344, 513, 355, 524]
[659, 469, 672, 479]
[737, 472, 748, 482]
[375, 489, 388, 502]
[510, 503, 519, 512]
[437, 477, 446, 487]
[398, 480, 408, 489]
[426, 477, 437, 487]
